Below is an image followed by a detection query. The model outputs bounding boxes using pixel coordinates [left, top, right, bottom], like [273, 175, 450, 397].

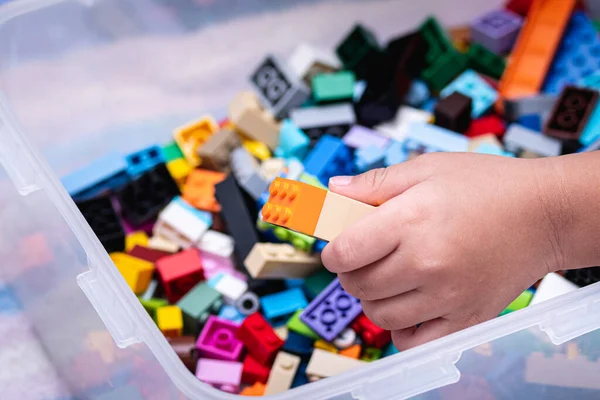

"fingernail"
[329, 176, 352, 187]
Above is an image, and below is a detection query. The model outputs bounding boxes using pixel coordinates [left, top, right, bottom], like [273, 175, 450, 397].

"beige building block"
[260, 158, 286, 181]
[313, 192, 377, 241]
[147, 235, 179, 253]
[244, 243, 322, 279]
[264, 352, 301, 395]
[197, 129, 241, 172]
[229, 92, 280, 150]
[306, 349, 367, 378]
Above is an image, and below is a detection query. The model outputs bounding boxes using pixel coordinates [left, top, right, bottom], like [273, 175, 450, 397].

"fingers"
[337, 250, 421, 301]
[391, 318, 457, 351]
[328, 156, 436, 206]
[360, 290, 448, 332]
[321, 198, 403, 273]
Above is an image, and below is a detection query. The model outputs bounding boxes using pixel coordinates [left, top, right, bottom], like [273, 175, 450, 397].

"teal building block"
[274, 119, 310, 160]
[312, 71, 356, 103]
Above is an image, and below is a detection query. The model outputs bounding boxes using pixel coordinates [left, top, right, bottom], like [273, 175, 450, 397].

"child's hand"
[321, 153, 569, 350]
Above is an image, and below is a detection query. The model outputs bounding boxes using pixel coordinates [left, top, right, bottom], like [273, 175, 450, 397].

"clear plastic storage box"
[2, 0, 600, 399]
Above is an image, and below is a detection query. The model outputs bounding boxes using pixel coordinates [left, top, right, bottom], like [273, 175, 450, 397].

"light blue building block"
[125, 145, 164, 177]
[384, 141, 409, 166]
[440, 69, 497, 118]
[355, 145, 386, 173]
[275, 119, 310, 160]
[260, 288, 308, 325]
[406, 122, 470, 152]
[61, 151, 128, 198]
[579, 103, 600, 146]
[542, 12, 600, 95]
[474, 143, 515, 157]
[218, 305, 246, 324]
[580, 71, 600, 90]
[405, 79, 430, 107]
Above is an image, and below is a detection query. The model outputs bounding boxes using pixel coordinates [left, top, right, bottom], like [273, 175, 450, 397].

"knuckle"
[327, 237, 358, 271]
[364, 303, 396, 331]
[362, 168, 389, 192]
[338, 272, 368, 299]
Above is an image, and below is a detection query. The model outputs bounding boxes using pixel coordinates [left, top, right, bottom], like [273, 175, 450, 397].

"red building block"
[351, 314, 391, 349]
[242, 354, 271, 384]
[235, 313, 283, 366]
[156, 248, 204, 303]
[465, 115, 506, 138]
[505, 0, 533, 16]
[128, 245, 171, 263]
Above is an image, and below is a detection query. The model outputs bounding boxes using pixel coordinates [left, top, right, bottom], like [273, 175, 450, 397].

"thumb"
[328, 156, 434, 206]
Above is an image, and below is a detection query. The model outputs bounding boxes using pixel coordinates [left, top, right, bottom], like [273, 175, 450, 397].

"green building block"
[304, 268, 336, 300]
[500, 289, 534, 316]
[139, 298, 168, 321]
[299, 173, 327, 189]
[361, 347, 383, 362]
[273, 226, 316, 252]
[162, 141, 184, 162]
[421, 50, 467, 92]
[419, 17, 453, 67]
[594, 20, 600, 33]
[177, 282, 222, 334]
[287, 309, 319, 340]
[312, 71, 356, 103]
[467, 43, 506, 80]
[336, 24, 383, 80]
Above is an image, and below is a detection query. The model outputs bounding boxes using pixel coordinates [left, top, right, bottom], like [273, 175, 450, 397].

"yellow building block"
[125, 231, 149, 252]
[110, 252, 154, 294]
[156, 306, 183, 338]
[174, 116, 219, 167]
[167, 158, 193, 188]
[242, 136, 272, 161]
[314, 340, 338, 354]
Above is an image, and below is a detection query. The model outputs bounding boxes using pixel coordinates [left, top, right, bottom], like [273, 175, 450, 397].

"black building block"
[544, 86, 599, 140]
[76, 196, 125, 253]
[564, 267, 600, 288]
[434, 92, 473, 133]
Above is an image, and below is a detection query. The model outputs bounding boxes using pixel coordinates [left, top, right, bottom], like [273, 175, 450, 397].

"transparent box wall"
[2, 0, 600, 399]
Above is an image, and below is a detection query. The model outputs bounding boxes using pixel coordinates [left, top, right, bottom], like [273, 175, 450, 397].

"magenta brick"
[195, 358, 243, 393]
[342, 125, 390, 149]
[196, 316, 243, 361]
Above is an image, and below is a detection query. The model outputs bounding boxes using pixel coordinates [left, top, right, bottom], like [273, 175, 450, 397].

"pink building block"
[196, 316, 243, 361]
[342, 125, 390, 150]
[195, 358, 243, 393]
[199, 250, 246, 281]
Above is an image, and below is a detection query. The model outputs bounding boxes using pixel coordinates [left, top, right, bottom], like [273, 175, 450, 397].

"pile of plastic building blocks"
[63, 0, 600, 395]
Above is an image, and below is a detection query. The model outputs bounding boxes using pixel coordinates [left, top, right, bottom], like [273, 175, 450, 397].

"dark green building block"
[419, 17, 453, 67]
[312, 71, 356, 103]
[177, 282, 222, 334]
[467, 43, 506, 80]
[422, 50, 468, 92]
[336, 24, 384, 80]
[162, 141, 184, 162]
[303, 268, 336, 300]
[361, 347, 383, 362]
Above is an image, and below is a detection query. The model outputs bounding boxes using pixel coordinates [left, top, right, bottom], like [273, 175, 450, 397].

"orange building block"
[261, 177, 327, 237]
[339, 344, 361, 359]
[498, 0, 575, 103]
[174, 116, 219, 167]
[240, 382, 266, 396]
[182, 169, 226, 212]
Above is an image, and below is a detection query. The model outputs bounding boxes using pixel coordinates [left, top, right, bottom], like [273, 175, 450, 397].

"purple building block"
[342, 125, 390, 150]
[195, 358, 243, 393]
[196, 316, 244, 361]
[300, 278, 362, 341]
[470, 9, 523, 54]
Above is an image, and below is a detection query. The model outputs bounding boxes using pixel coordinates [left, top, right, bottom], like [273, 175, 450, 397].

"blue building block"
[421, 97, 438, 113]
[579, 103, 600, 146]
[125, 145, 164, 177]
[0, 284, 21, 314]
[260, 288, 308, 326]
[384, 141, 409, 166]
[312, 240, 327, 253]
[285, 279, 305, 289]
[542, 12, 600, 95]
[291, 361, 309, 388]
[300, 278, 362, 342]
[283, 331, 315, 358]
[303, 135, 353, 185]
[61, 152, 129, 198]
[275, 120, 311, 160]
[517, 114, 542, 132]
[382, 342, 399, 357]
[579, 71, 600, 90]
[474, 143, 515, 157]
[218, 304, 246, 324]
[440, 69, 497, 118]
[354, 145, 386, 173]
[406, 122, 470, 152]
[405, 79, 430, 107]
